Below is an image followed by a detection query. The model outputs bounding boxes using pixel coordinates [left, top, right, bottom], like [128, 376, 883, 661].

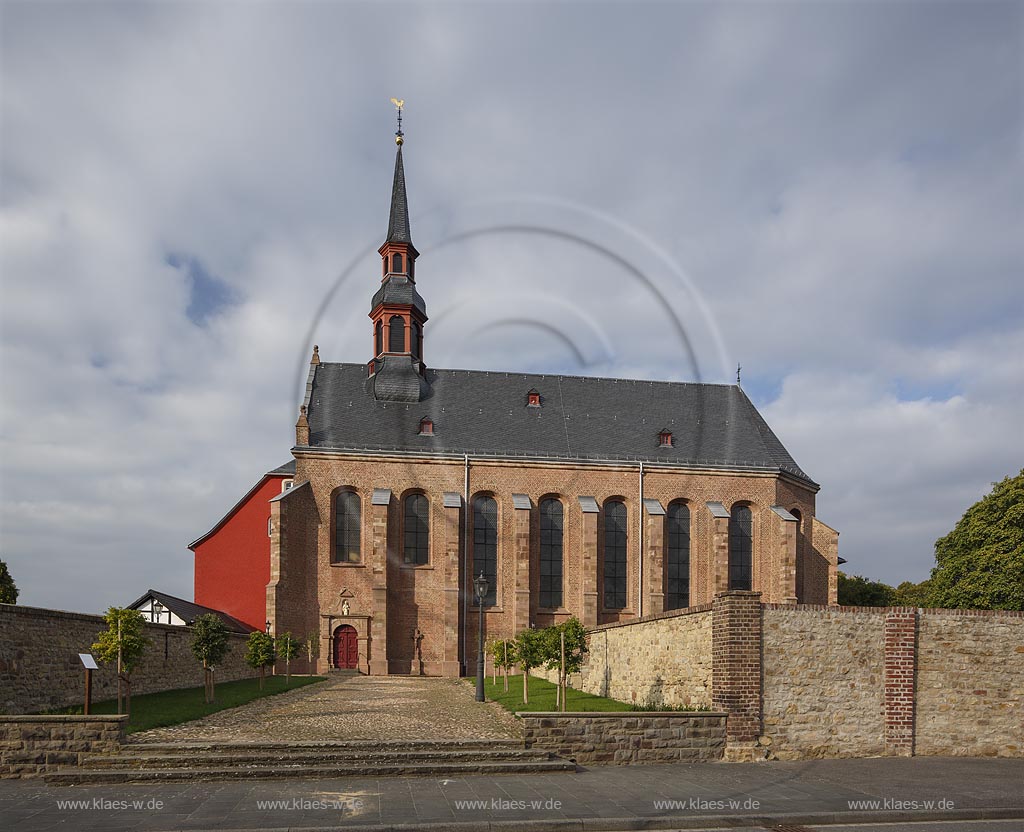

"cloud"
[1, 1, 1021, 610]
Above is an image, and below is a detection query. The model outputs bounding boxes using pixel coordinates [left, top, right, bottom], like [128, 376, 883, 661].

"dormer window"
[658, 429, 673, 447]
[418, 417, 434, 436]
[527, 389, 541, 408]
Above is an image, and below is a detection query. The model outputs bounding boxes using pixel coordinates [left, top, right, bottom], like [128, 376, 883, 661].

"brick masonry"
[0, 715, 127, 778]
[519, 712, 727, 765]
[0, 604, 255, 715]
[277, 449, 830, 677]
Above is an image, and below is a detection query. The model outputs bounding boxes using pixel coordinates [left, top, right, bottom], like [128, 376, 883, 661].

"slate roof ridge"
[317, 360, 738, 390]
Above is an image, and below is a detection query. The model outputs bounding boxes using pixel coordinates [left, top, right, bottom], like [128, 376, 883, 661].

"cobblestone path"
[132, 674, 521, 743]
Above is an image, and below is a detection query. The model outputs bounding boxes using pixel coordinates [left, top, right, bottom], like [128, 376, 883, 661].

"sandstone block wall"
[0, 715, 126, 778]
[0, 604, 255, 715]
[551, 606, 713, 708]
[762, 605, 886, 759]
[520, 712, 726, 765]
[916, 610, 1024, 757]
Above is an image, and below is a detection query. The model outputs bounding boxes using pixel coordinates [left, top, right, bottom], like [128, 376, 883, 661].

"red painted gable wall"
[193, 475, 286, 630]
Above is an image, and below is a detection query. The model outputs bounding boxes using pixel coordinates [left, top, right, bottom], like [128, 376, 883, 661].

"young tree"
[0, 560, 18, 604]
[929, 471, 1024, 610]
[245, 631, 276, 689]
[558, 617, 589, 711]
[191, 614, 230, 703]
[92, 607, 151, 717]
[512, 628, 544, 705]
[275, 631, 300, 684]
[488, 638, 515, 692]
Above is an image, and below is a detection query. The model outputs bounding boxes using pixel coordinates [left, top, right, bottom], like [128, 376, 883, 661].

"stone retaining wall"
[0, 603, 255, 714]
[541, 606, 713, 708]
[0, 715, 127, 778]
[519, 712, 726, 765]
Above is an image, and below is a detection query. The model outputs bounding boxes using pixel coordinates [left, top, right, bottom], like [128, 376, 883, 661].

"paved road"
[2, 756, 1022, 831]
[133, 673, 521, 742]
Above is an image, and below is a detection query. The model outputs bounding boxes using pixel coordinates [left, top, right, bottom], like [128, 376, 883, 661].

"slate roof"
[267, 460, 296, 476]
[303, 363, 816, 487]
[126, 589, 256, 634]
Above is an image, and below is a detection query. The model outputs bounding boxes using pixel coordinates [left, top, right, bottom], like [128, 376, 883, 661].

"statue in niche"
[341, 600, 350, 616]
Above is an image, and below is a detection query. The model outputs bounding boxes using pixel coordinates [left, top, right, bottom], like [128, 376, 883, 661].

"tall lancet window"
[665, 501, 690, 610]
[473, 496, 498, 607]
[603, 499, 627, 609]
[539, 499, 564, 609]
[729, 504, 753, 591]
[389, 315, 406, 353]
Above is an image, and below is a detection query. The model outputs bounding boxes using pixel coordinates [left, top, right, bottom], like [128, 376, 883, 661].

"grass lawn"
[480, 673, 632, 713]
[47, 675, 327, 734]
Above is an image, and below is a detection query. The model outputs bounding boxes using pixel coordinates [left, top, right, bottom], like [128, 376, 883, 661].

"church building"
[195, 122, 840, 677]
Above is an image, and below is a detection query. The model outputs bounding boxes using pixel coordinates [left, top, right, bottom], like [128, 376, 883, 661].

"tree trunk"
[259, 666, 265, 690]
[210, 667, 216, 703]
[286, 657, 291, 685]
[522, 669, 529, 705]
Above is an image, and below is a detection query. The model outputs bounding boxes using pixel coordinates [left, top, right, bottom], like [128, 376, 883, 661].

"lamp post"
[152, 600, 165, 625]
[265, 619, 272, 635]
[474, 571, 489, 702]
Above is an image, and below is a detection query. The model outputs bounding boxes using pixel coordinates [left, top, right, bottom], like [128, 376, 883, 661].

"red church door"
[333, 625, 358, 669]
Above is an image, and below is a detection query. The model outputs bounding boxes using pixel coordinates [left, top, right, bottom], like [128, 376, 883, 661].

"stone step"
[45, 758, 576, 785]
[84, 748, 557, 769]
[123, 738, 525, 753]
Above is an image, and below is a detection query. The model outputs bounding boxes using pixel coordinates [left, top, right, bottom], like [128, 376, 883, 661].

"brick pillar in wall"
[884, 609, 918, 756]
[441, 493, 463, 677]
[369, 491, 391, 676]
[512, 495, 532, 636]
[579, 497, 600, 628]
[644, 500, 665, 616]
[712, 590, 763, 760]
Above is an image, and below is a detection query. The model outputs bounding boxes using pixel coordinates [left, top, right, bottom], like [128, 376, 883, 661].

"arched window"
[603, 499, 627, 609]
[374, 320, 383, 356]
[412, 322, 422, 358]
[539, 499, 563, 609]
[729, 504, 753, 591]
[389, 315, 406, 353]
[665, 502, 690, 610]
[403, 493, 429, 565]
[334, 491, 361, 564]
[473, 495, 498, 606]
[392, 252, 404, 273]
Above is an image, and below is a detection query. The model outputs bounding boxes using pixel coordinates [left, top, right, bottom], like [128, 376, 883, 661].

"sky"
[1, 0, 1021, 613]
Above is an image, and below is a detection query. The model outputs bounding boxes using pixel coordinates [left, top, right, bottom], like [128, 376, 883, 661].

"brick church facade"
[197, 129, 840, 676]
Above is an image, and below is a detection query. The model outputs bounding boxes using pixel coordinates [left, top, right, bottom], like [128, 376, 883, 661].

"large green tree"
[0, 560, 18, 604]
[837, 572, 896, 606]
[928, 471, 1024, 610]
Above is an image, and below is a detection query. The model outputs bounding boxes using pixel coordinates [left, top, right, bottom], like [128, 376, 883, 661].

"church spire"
[366, 99, 429, 402]
[385, 98, 412, 245]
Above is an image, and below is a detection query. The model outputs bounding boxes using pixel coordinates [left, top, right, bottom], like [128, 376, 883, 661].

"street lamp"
[152, 600, 165, 624]
[474, 571, 489, 702]
[265, 619, 272, 634]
